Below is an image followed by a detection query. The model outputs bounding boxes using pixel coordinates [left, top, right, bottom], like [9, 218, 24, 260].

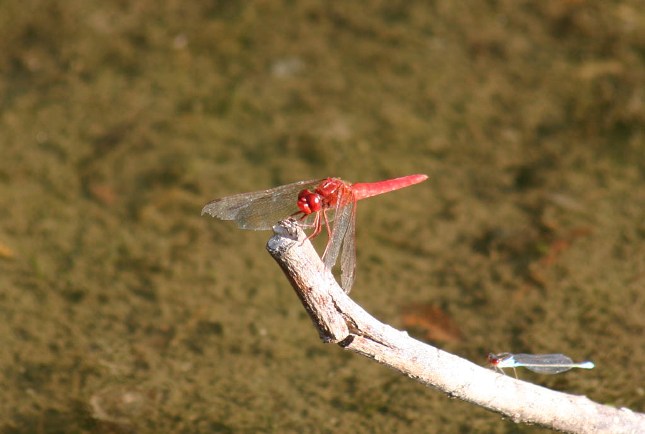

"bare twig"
[266, 219, 645, 434]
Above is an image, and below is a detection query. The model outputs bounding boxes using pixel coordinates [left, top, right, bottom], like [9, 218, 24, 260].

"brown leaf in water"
[539, 226, 593, 268]
[89, 183, 118, 206]
[400, 303, 462, 343]
[0, 242, 15, 260]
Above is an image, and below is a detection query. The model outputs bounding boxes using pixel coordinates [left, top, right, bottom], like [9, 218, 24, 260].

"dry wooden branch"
[266, 219, 645, 434]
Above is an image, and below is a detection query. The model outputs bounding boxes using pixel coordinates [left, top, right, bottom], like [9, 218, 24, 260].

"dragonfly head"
[487, 352, 512, 366]
[487, 353, 500, 366]
[297, 189, 323, 215]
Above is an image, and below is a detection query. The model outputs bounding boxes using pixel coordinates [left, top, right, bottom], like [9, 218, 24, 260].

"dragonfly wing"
[524, 365, 572, 374]
[202, 179, 320, 230]
[323, 195, 355, 293]
[513, 354, 575, 374]
[339, 200, 356, 293]
[513, 354, 574, 364]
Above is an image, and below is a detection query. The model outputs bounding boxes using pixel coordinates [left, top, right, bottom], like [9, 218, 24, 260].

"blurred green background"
[1, 1, 643, 432]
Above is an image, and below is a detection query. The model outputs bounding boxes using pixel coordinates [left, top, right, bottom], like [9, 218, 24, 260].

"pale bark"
[266, 219, 645, 434]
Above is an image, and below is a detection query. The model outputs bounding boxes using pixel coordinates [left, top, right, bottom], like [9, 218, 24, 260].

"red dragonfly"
[201, 174, 428, 293]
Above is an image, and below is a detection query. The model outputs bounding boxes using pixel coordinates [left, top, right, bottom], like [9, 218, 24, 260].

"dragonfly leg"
[321, 210, 333, 260]
[322, 209, 332, 238]
[291, 210, 309, 226]
[291, 210, 322, 235]
[309, 212, 323, 240]
[300, 212, 322, 247]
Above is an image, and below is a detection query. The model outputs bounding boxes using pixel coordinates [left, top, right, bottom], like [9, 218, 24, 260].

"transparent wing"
[201, 179, 321, 230]
[339, 200, 356, 293]
[512, 354, 575, 374]
[323, 192, 356, 293]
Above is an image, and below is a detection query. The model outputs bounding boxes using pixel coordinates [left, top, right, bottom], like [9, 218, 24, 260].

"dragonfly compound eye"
[297, 190, 322, 214]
